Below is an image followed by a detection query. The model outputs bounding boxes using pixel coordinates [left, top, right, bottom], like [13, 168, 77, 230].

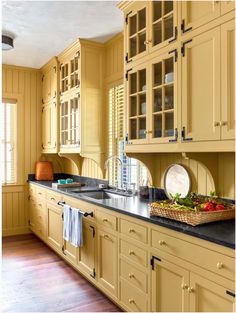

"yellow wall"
[2, 64, 42, 236]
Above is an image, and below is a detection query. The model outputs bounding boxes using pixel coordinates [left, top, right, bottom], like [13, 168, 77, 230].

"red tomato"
[204, 202, 215, 211]
[215, 204, 225, 211]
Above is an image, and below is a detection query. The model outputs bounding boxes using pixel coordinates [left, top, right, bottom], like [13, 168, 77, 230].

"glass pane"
[75, 57, 78, 70]
[154, 88, 162, 112]
[138, 31, 146, 54]
[153, 22, 162, 46]
[139, 94, 146, 115]
[130, 36, 137, 58]
[71, 60, 74, 73]
[164, 85, 174, 110]
[130, 73, 137, 94]
[154, 62, 162, 87]
[139, 69, 146, 92]
[64, 102, 68, 115]
[138, 8, 146, 31]
[130, 119, 137, 139]
[164, 58, 174, 83]
[154, 114, 162, 138]
[130, 15, 137, 36]
[153, 1, 162, 22]
[139, 118, 146, 139]
[164, 112, 174, 137]
[164, 1, 173, 15]
[71, 75, 74, 88]
[164, 15, 174, 41]
[130, 96, 137, 117]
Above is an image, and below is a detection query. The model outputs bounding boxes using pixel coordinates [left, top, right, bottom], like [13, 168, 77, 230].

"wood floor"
[2, 234, 121, 312]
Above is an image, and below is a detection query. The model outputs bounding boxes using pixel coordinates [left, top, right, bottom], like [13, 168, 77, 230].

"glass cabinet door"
[150, 51, 177, 143]
[127, 67, 148, 143]
[69, 97, 80, 146]
[60, 101, 69, 146]
[150, 1, 177, 52]
[61, 64, 69, 93]
[127, 3, 148, 61]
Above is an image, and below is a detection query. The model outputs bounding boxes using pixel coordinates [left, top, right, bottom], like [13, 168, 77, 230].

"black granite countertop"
[29, 180, 235, 250]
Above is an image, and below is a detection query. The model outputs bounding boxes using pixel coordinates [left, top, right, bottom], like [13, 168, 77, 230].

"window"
[0, 100, 17, 184]
[108, 84, 148, 189]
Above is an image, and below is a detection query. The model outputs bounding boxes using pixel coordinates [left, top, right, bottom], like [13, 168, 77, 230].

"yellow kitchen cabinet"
[58, 39, 104, 166]
[41, 57, 58, 104]
[46, 203, 63, 252]
[180, 1, 221, 35]
[42, 101, 58, 153]
[181, 26, 221, 142]
[121, 1, 178, 63]
[29, 196, 37, 233]
[97, 229, 118, 298]
[189, 273, 235, 312]
[77, 221, 96, 279]
[151, 256, 189, 312]
[221, 19, 235, 140]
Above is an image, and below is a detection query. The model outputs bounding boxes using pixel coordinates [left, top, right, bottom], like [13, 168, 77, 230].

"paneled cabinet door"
[42, 102, 57, 152]
[97, 229, 118, 297]
[181, 27, 221, 142]
[180, 1, 220, 35]
[149, 48, 177, 144]
[151, 256, 189, 312]
[77, 222, 96, 279]
[126, 64, 149, 144]
[125, 1, 148, 62]
[42, 66, 57, 104]
[47, 203, 63, 252]
[149, 0, 178, 53]
[29, 197, 37, 231]
[189, 273, 235, 312]
[62, 240, 77, 264]
[221, 19, 235, 140]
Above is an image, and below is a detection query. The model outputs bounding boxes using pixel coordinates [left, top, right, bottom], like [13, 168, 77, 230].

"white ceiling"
[2, 0, 123, 69]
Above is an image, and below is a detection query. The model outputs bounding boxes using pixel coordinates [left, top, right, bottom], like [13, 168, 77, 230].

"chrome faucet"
[104, 155, 123, 189]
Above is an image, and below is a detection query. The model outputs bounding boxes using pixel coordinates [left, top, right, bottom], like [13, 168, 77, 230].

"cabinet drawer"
[120, 218, 147, 244]
[120, 278, 148, 312]
[46, 190, 63, 205]
[29, 184, 36, 196]
[97, 210, 117, 231]
[35, 187, 46, 199]
[151, 229, 235, 280]
[35, 199, 46, 213]
[120, 259, 147, 293]
[120, 240, 147, 267]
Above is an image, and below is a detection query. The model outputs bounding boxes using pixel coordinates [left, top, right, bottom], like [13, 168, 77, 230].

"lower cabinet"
[97, 229, 118, 298]
[47, 203, 63, 251]
[151, 256, 235, 312]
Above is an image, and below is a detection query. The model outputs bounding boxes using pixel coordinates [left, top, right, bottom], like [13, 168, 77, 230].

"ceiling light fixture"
[2, 35, 14, 50]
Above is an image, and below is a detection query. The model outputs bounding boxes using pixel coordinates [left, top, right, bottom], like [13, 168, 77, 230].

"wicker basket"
[149, 202, 235, 226]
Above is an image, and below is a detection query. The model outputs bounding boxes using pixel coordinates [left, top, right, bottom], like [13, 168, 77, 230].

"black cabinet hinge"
[125, 53, 132, 64]
[181, 39, 192, 57]
[151, 255, 161, 270]
[77, 51, 80, 58]
[42, 75, 44, 82]
[62, 245, 66, 255]
[181, 19, 192, 34]
[169, 128, 178, 142]
[42, 99, 44, 105]
[125, 11, 132, 24]
[226, 290, 235, 298]
[61, 212, 64, 220]
[125, 69, 132, 81]
[90, 225, 95, 238]
[53, 66, 56, 73]
[168, 26, 178, 43]
[181, 126, 193, 141]
[90, 268, 96, 279]
[168, 48, 178, 62]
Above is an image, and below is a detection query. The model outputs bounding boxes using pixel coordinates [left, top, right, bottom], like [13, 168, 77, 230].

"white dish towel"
[63, 205, 83, 247]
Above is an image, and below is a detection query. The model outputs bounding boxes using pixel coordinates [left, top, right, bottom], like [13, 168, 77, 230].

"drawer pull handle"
[129, 273, 135, 279]
[38, 203, 42, 207]
[217, 262, 224, 269]
[50, 197, 55, 201]
[129, 250, 135, 255]
[103, 218, 108, 222]
[103, 234, 110, 240]
[181, 283, 188, 290]
[187, 287, 194, 293]
[129, 228, 135, 233]
[159, 240, 166, 246]
[129, 298, 135, 304]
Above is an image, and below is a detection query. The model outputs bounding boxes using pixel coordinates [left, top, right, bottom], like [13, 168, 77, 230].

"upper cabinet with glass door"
[123, 1, 177, 63]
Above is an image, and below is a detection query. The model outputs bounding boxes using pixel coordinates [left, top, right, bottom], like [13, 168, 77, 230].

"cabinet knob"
[214, 121, 220, 127]
[129, 228, 135, 233]
[187, 287, 194, 293]
[103, 234, 110, 239]
[50, 197, 55, 201]
[159, 240, 166, 246]
[217, 262, 224, 269]
[129, 250, 135, 255]
[221, 121, 228, 126]
[181, 283, 188, 290]
[129, 273, 135, 279]
[144, 39, 152, 45]
[103, 218, 108, 222]
[128, 298, 135, 304]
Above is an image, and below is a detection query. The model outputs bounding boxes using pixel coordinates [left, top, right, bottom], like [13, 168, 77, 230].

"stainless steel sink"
[72, 190, 131, 200]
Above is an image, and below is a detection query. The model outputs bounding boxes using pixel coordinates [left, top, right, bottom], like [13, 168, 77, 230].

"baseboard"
[2, 227, 31, 237]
